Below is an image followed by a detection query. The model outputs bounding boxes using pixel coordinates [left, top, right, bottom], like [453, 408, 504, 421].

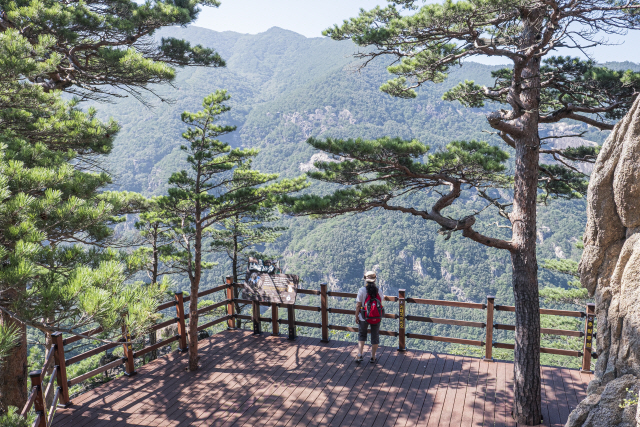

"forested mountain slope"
[94, 26, 619, 322]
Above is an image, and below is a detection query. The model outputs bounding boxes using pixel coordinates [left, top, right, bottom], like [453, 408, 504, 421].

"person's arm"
[355, 301, 362, 324]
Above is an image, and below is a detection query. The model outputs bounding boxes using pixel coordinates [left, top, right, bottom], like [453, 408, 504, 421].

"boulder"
[567, 97, 640, 426]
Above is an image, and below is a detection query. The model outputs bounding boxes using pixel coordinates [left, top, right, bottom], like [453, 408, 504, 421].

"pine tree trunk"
[508, 16, 543, 422]
[44, 331, 54, 409]
[0, 290, 28, 413]
[188, 224, 202, 371]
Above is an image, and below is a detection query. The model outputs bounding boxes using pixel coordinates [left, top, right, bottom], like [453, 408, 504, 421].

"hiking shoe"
[370, 357, 377, 363]
[355, 354, 363, 363]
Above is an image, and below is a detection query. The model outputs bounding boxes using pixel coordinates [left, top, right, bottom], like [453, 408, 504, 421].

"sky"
[194, 0, 640, 65]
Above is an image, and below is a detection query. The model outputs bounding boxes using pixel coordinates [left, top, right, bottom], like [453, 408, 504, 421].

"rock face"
[566, 98, 640, 426]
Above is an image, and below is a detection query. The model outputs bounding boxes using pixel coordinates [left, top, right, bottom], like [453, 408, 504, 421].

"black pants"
[358, 320, 380, 345]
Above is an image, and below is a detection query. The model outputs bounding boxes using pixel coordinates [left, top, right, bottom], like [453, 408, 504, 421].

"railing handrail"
[24, 278, 595, 425]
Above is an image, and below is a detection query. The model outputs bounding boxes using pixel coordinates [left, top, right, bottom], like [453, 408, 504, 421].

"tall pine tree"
[157, 91, 306, 371]
[284, 1, 640, 422]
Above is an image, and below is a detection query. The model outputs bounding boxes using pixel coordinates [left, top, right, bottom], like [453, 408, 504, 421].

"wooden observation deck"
[53, 329, 592, 427]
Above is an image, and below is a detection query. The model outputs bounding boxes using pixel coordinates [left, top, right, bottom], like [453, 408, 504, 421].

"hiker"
[355, 271, 384, 363]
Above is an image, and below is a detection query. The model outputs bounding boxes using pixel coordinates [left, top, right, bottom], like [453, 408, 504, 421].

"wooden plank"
[494, 360, 507, 427]
[406, 298, 485, 310]
[197, 315, 231, 331]
[346, 347, 406, 427]
[54, 331, 249, 426]
[293, 344, 368, 427]
[53, 331, 595, 427]
[372, 350, 424, 427]
[472, 356, 490, 426]
[233, 337, 323, 426]
[95, 330, 257, 427]
[567, 368, 588, 402]
[80, 331, 254, 427]
[292, 304, 321, 312]
[543, 366, 563, 425]
[423, 355, 458, 426]
[196, 283, 229, 298]
[144, 333, 289, 427]
[194, 299, 229, 316]
[494, 324, 583, 337]
[203, 337, 328, 427]
[155, 300, 176, 311]
[178, 336, 306, 425]
[260, 340, 346, 427]
[215, 338, 328, 427]
[68, 358, 124, 386]
[459, 357, 481, 427]
[504, 362, 517, 427]
[296, 288, 321, 295]
[407, 333, 483, 347]
[366, 350, 414, 427]
[281, 342, 356, 427]
[132, 335, 179, 358]
[391, 351, 436, 427]
[559, 366, 580, 416]
[482, 356, 498, 427]
[553, 366, 573, 423]
[147, 316, 178, 332]
[406, 315, 485, 328]
[157, 335, 306, 427]
[446, 357, 471, 427]
[62, 326, 103, 346]
[313, 346, 390, 426]
[494, 305, 585, 318]
[493, 342, 582, 357]
[326, 291, 357, 298]
[326, 346, 395, 426]
[232, 337, 325, 426]
[406, 352, 449, 427]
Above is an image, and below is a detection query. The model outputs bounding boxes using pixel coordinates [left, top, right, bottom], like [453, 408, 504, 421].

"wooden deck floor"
[53, 329, 592, 427]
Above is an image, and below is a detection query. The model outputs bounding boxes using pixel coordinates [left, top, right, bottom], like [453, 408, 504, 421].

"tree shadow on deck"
[53, 330, 588, 427]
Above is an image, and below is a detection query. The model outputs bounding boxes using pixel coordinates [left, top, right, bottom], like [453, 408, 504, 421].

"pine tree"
[540, 238, 589, 305]
[0, 29, 167, 411]
[0, 0, 225, 102]
[210, 194, 285, 325]
[134, 198, 181, 360]
[157, 90, 306, 371]
[286, 1, 640, 422]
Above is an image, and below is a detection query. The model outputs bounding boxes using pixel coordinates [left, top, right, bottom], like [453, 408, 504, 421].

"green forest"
[3, 0, 640, 424]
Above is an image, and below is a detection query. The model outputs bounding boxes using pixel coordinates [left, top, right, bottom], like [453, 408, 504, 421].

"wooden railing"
[19, 277, 596, 425]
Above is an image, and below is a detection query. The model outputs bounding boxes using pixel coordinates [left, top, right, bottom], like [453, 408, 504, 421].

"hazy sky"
[194, 0, 640, 65]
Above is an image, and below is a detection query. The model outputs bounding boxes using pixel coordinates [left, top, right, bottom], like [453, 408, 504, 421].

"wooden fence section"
[20, 277, 596, 426]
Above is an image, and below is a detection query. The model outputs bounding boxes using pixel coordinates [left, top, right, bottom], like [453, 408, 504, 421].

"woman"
[355, 271, 383, 363]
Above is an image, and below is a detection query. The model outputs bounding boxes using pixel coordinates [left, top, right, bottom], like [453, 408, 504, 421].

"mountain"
[91, 26, 624, 362]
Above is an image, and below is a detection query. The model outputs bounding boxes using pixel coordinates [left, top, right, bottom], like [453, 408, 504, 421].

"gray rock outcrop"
[566, 97, 640, 426]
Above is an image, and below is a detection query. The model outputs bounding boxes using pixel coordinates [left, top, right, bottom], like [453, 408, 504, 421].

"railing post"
[121, 312, 136, 376]
[320, 284, 329, 343]
[51, 332, 71, 407]
[175, 292, 188, 352]
[252, 300, 262, 335]
[226, 276, 236, 329]
[398, 289, 406, 351]
[582, 303, 595, 373]
[271, 302, 279, 336]
[29, 370, 47, 427]
[484, 295, 495, 362]
[287, 304, 296, 340]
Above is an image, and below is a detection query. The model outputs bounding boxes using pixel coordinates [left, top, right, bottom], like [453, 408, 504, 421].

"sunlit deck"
[53, 329, 592, 427]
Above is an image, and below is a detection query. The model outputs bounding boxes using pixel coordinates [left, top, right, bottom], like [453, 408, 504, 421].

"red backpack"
[364, 293, 383, 324]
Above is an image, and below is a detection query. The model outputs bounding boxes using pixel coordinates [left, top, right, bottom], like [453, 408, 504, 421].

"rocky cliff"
[566, 98, 640, 426]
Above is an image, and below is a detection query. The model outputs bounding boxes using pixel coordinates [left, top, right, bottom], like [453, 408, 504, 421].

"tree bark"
[188, 223, 202, 371]
[0, 290, 28, 413]
[507, 10, 543, 424]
